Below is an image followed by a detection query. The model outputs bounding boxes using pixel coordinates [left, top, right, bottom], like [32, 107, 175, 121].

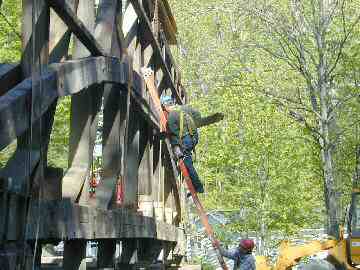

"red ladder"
[141, 68, 229, 270]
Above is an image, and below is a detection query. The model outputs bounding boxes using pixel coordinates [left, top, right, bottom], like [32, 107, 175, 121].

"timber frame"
[0, 0, 187, 269]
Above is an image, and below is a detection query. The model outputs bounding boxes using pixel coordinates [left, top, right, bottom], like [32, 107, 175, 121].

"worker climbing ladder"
[141, 68, 229, 270]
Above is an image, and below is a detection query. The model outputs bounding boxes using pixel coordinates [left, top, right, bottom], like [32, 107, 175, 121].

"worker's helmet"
[160, 95, 174, 106]
[239, 239, 255, 252]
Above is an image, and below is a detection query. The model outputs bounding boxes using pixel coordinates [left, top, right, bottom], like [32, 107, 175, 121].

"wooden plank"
[1, 3, 51, 259]
[137, 238, 162, 263]
[62, 0, 98, 204]
[123, 100, 140, 209]
[19, 0, 50, 181]
[0, 185, 8, 242]
[0, 0, 75, 199]
[138, 16, 155, 213]
[138, 122, 154, 217]
[138, 119, 152, 197]
[161, 0, 177, 33]
[25, 200, 184, 242]
[152, 137, 163, 221]
[63, 240, 87, 270]
[21, 0, 50, 76]
[0, 150, 40, 194]
[158, 0, 177, 44]
[0, 56, 129, 152]
[0, 64, 22, 97]
[97, 240, 116, 268]
[121, 1, 141, 209]
[130, 90, 160, 130]
[94, 0, 123, 209]
[48, 0, 106, 56]
[119, 239, 137, 264]
[130, 0, 182, 104]
[49, 0, 79, 63]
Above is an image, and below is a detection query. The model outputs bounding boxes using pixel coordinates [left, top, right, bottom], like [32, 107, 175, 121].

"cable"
[30, 1, 45, 267]
[19, 1, 44, 269]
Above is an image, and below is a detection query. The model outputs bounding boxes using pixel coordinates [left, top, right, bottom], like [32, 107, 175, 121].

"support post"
[62, 0, 100, 203]
[63, 240, 87, 270]
[97, 240, 116, 269]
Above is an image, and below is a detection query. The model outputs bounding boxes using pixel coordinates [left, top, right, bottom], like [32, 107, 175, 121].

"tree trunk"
[320, 136, 339, 237]
[319, 92, 339, 237]
[316, 1, 340, 236]
[354, 145, 360, 188]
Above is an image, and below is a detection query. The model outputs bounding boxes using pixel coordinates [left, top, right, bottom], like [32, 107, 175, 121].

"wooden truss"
[0, 0, 187, 269]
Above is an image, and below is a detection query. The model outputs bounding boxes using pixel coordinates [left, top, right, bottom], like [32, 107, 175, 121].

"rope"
[21, 1, 45, 268]
[30, 0, 44, 267]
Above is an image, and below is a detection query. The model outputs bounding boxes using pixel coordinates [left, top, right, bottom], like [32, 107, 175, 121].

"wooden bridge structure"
[0, 0, 188, 269]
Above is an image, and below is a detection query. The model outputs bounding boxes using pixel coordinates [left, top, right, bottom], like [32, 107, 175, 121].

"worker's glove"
[212, 239, 220, 248]
[173, 145, 184, 160]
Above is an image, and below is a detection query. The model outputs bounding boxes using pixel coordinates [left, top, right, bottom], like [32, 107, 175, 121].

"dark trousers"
[181, 134, 204, 193]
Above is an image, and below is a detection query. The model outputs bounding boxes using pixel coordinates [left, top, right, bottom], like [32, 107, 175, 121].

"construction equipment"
[141, 67, 229, 270]
[256, 159, 360, 270]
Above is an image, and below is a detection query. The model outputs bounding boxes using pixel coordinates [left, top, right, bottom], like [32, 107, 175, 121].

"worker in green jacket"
[161, 96, 204, 194]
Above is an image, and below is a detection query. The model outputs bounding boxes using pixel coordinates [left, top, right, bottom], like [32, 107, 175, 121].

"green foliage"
[0, 2, 72, 171]
[191, 256, 216, 270]
[170, 0, 359, 238]
[0, 0, 21, 62]
[47, 97, 71, 170]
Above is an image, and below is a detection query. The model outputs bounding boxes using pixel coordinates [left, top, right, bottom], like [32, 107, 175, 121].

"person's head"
[238, 239, 255, 254]
[160, 95, 175, 105]
[160, 95, 175, 110]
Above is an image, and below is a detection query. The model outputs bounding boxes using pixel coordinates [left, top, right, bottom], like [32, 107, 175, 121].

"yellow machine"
[348, 190, 360, 265]
[256, 190, 360, 270]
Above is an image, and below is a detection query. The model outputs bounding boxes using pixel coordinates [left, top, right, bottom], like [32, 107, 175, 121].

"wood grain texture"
[25, 199, 184, 242]
[48, 0, 105, 56]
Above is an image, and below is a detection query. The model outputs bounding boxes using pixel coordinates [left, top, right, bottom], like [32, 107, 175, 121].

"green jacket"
[167, 105, 201, 145]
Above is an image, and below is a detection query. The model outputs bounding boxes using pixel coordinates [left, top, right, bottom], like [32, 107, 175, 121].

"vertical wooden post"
[94, 0, 123, 210]
[122, 0, 141, 209]
[49, 0, 78, 63]
[153, 138, 165, 221]
[138, 121, 154, 217]
[137, 238, 162, 265]
[2, 1, 50, 269]
[124, 101, 140, 209]
[62, 0, 100, 203]
[137, 9, 157, 217]
[63, 240, 87, 270]
[97, 240, 116, 269]
[119, 239, 137, 269]
[164, 163, 175, 224]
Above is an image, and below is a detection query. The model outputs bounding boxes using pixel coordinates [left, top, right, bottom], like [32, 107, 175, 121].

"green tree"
[0, 0, 21, 62]
[170, 0, 359, 243]
[242, 0, 360, 237]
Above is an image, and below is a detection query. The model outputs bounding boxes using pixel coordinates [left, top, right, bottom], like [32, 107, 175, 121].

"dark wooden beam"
[131, 90, 160, 131]
[49, 0, 79, 63]
[47, 0, 106, 56]
[130, 0, 182, 104]
[0, 56, 129, 152]
[24, 199, 184, 242]
[95, 0, 123, 209]
[164, 139, 181, 224]
[62, 0, 98, 204]
[63, 240, 87, 270]
[0, 64, 22, 97]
